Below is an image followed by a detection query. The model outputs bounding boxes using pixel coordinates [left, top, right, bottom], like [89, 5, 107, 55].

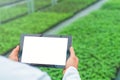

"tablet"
[19, 34, 72, 68]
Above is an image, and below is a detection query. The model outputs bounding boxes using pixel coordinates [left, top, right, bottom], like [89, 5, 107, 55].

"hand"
[9, 45, 19, 61]
[63, 47, 79, 73]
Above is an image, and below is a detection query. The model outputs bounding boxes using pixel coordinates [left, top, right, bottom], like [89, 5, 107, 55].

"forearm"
[62, 67, 81, 80]
[0, 56, 51, 80]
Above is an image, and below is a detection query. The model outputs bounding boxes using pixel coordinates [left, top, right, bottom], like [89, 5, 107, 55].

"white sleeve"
[62, 67, 81, 80]
[0, 56, 51, 80]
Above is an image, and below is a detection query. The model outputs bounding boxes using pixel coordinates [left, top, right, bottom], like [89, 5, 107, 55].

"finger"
[70, 47, 75, 57]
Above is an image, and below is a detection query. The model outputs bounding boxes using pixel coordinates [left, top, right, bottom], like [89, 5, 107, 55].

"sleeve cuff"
[63, 66, 81, 80]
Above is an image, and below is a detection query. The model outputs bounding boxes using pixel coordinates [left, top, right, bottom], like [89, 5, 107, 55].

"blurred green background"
[0, 0, 120, 80]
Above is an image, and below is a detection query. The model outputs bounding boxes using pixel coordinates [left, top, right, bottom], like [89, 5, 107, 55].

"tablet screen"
[20, 35, 70, 67]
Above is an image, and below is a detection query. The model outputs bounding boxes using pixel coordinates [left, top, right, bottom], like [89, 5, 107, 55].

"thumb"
[70, 47, 75, 57]
[11, 45, 19, 56]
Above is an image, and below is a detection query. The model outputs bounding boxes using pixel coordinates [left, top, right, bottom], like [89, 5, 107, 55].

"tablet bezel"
[19, 34, 72, 68]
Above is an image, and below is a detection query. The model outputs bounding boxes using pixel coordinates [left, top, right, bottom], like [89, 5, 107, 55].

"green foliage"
[43, 0, 97, 13]
[0, 0, 98, 80]
[102, 0, 120, 10]
[0, 12, 71, 54]
[34, 0, 51, 10]
[0, 0, 97, 55]
[40, 67, 63, 80]
[0, 0, 51, 21]
[0, 0, 17, 4]
[0, 3, 28, 21]
[54, 0, 120, 80]
[0, 0, 96, 22]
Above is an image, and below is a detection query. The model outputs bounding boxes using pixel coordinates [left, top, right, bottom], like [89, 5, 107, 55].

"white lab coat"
[0, 56, 81, 80]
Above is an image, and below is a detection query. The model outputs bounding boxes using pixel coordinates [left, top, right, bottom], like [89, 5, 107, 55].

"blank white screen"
[21, 36, 68, 66]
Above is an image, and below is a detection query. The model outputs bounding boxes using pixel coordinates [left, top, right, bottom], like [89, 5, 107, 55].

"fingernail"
[16, 45, 19, 48]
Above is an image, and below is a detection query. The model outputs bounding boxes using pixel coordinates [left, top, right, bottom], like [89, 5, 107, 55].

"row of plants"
[0, 0, 51, 6]
[34, 0, 52, 10]
[43, 0, 97, 13]
[0, 0, 52, 21]
[0, 2, 28, 21]
[0, 0, 97, 23]
[39, 0, 120, 80]
[0, 0, 18, 5]
[0, 12, 71, 54]
[0, 0, 97, 55]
